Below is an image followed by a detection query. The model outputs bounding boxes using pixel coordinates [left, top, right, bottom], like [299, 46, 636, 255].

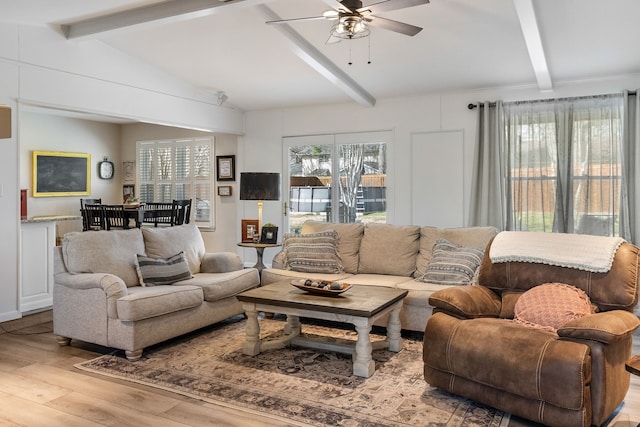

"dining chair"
[143, 202, 175, 227]
[81, 203, 104, 231]
[173, 199, 192, 225]
[80, 198, 102, 231]
[102, 205, 130, 230]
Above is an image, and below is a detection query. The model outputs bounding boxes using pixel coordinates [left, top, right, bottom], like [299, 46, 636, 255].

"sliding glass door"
[283, 131, 390, 233]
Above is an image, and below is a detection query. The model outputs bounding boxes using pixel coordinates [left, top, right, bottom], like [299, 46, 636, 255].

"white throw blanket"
[489, 231, 625, 273]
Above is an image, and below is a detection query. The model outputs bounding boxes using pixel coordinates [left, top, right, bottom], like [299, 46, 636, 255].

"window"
[503, 95, 623, 236]
[284, 131, 389, 233]
[136, 137, 214, 228]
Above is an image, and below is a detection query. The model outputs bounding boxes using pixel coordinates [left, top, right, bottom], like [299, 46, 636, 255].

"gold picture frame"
[32, 151, 91, 197]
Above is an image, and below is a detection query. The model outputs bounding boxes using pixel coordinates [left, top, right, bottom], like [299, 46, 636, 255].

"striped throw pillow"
[283, 230, 343, 274]
[416, 239, 484, 285]
[135, 251, 193, 286]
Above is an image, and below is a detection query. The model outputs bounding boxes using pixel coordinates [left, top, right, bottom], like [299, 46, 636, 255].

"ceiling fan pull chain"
[368, 35, 372, 64]
[348, 39, 353, 66]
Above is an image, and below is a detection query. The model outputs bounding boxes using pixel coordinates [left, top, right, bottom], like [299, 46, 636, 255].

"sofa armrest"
[55, 272, 128, 319]
[557, 310, 640, 344]
[200, 252, 244, 273]
[271, 249, 285, 269]
[429, 285, 501, 319]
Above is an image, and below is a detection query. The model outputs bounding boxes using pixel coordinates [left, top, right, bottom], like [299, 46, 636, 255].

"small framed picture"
[241, 219, 259, 243]
[260, 226, 278, 244]
[122, 184, 135, 202]
[217, 185, 232, 196]
[122, 161, 135, 183]
[216, 155, 235, 181]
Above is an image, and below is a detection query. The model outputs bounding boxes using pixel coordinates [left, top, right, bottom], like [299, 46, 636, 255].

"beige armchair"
[423, 232, 640, 427]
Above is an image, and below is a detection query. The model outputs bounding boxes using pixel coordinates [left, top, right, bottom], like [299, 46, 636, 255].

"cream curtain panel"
[469, 92, 639, 243]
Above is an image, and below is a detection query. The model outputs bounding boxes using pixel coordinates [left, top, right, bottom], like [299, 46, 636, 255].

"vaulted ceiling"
[4, 0, 640, 111]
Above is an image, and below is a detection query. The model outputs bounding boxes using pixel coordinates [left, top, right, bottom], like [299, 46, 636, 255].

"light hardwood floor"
[0, 312, 638, 427]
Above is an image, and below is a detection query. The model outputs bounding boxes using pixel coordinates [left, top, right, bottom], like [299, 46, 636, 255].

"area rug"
[75, 316, 509, 427]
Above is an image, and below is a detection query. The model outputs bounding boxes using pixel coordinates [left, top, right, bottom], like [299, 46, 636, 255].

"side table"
[625, 355, 640, 427]
[237, 242, 282, 275]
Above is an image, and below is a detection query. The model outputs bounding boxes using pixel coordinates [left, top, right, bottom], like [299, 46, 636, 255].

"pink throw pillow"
[514, 283, 595, 332]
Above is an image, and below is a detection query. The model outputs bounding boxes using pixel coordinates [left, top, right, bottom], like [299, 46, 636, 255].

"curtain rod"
[467, 90, 637, 110]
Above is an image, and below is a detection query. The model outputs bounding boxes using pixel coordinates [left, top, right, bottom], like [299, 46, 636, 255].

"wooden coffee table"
[236, 280, 408, 378]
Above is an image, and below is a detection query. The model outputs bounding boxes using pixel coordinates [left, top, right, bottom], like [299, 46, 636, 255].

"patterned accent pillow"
[135, 251, 193, 286]
[416, 239, 484, 285]
[514, 283, 595, 332]
[282, 230, 343, 274]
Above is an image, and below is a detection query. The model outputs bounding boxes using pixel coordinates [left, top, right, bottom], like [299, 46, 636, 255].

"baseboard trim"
[0, 309, 52, 333]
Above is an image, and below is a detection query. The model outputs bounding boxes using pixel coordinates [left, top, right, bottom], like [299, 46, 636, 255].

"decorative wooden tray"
[290, 279, 352, 296]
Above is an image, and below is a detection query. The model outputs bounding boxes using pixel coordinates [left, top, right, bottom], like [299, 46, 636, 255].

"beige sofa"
[53, 224, 260, 360]
[261, 221, 498, 332]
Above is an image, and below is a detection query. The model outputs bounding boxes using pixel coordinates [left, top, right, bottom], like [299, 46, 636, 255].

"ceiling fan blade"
[266, 16, 328, 24]
[367, 15, 422, 36]
[325, 34, 343, 44]
[359, 0, 429, 15]
[319, 0, 354, 13]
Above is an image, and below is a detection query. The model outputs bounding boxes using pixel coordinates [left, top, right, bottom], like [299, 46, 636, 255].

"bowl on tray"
[290, 278, 352, 296]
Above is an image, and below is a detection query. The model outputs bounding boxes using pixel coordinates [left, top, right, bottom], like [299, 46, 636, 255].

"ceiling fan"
[266, 0, 429, 44]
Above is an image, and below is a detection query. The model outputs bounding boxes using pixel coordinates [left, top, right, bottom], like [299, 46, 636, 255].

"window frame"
[136, 137, 215, 229]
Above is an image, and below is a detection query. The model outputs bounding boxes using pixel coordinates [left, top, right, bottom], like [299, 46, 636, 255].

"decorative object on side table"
[260, 222, 278, 244]
[241, 219, 260, 243]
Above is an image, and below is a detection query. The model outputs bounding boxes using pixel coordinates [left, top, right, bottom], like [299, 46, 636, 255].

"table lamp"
[239, 172, 281, 228]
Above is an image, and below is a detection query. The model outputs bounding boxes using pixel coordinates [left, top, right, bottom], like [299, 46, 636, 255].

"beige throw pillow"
[282, 230, 343, 274]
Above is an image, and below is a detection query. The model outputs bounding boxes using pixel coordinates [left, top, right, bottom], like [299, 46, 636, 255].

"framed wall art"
[122, 161, 135, 183]
[241, 219, 259, 243]
[216, 155, 235, 181]
[217, 185, 232, 196]
[123, 184, 135, 202]
[32, 151, 91, 197]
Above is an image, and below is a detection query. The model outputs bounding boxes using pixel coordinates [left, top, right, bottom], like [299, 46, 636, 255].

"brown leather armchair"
[423, 234, 640, 427]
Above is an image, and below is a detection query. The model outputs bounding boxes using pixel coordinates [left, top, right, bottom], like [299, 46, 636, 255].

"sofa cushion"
[135, 251, 193, 286]
[142, 224, 205, 273]
[416, 239, 484, 286]
[358, 224, 420, 276]
[282, 231, 343, 274]
[116, 285, 204, 322]
[301, 221, 364, 274]
[62, 229, 145, 287]
[514, 283, 595, 332]
[179, 270, 259, 301]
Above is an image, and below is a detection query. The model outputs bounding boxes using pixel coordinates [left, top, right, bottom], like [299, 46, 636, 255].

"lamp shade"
[239, 173, 281, 201]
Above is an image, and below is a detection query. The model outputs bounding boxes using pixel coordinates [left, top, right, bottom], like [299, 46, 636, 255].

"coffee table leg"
[387, 303, 403, 352]
[353, 320, 375, 378]
[242, 306, 261, 356]
[284, 314, 301, 336]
